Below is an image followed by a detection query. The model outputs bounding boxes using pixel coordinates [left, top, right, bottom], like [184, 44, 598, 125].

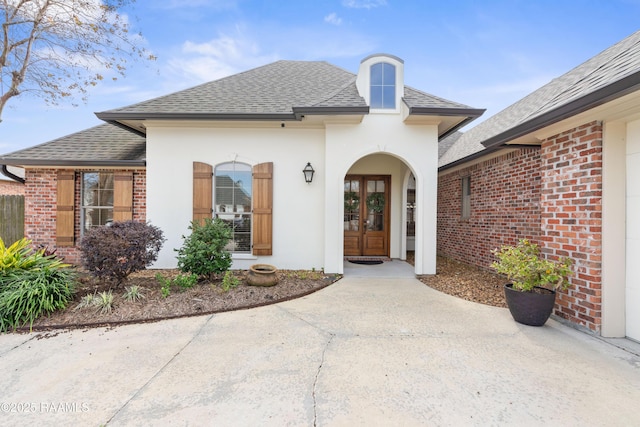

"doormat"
[348, 260, 384, 265]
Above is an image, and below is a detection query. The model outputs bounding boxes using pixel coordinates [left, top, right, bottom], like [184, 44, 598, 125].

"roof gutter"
[1, 164, 25, 184]
[406, 106, 486, 140]
[481, 70, 640, 149]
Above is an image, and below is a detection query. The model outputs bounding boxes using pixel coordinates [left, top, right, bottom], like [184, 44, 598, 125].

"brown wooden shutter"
[113, 172, 134, 222]
[56, 171, 75, 247]
[252, 162, 273, 256]
[193, 162, 213, 225]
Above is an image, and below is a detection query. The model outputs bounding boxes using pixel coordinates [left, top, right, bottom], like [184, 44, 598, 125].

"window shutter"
[56, 171, 75, 247]
[252, 162, 273, 256]
[193, 162, 213, 225]
[113, 172, 134, 221]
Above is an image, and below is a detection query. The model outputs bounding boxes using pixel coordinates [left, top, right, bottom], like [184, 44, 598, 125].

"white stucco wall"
[324, 114, 439, 274]
[146, 123, 326, 270]
[145, 113, 439, 275]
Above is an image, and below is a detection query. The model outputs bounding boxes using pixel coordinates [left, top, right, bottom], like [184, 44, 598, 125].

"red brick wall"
[437, 121, 604, 334]
[24, 168, 146, 265]
[0, 179, 25, 195]
[437, 148, 542, 268]
[540, 121, 603, 333]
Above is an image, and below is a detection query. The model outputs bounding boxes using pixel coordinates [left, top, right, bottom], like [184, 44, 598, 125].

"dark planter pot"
[503, 284, 556, 327]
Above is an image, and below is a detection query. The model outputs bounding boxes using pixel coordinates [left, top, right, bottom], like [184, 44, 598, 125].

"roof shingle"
[439, 30, 640, 168]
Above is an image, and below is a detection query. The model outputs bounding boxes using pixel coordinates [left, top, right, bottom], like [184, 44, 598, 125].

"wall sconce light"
[302, 162, 315, 184]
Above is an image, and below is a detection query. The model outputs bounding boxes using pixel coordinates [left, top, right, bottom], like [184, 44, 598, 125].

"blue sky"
[1, 0, 639, 159]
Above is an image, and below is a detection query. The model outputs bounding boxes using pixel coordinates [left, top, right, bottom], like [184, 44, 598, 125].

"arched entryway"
[342, 153, 416, 263]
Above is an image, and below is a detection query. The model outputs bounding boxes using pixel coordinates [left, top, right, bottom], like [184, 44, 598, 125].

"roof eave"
[0, 159, 146, 167]
[96, 111, 301, 122]
[438, 144, 540, 172]
[407, 107, 486, 118]
[292, 106, 370, 117]
[481, 70, 640, 149]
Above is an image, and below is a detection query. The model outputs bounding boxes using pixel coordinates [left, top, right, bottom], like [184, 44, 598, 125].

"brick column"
[540, 121, 603, 333]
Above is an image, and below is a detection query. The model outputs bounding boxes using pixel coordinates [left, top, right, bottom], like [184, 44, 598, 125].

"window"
[370, 62, 396, 109]
[215, 162, 252, 253]
[81, 172, 114, 232]
[461, 176, 471, 219]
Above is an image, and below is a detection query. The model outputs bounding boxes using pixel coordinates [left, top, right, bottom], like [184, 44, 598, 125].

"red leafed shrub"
[79, 221, 165, 285]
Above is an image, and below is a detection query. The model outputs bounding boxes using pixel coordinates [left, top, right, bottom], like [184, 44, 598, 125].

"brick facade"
[540, 121, 603, 333]
[0, 179, 25, 195]
[437, 148, 542, 268]
[437, 121, 604, 334]
[24, 168, 146, 265]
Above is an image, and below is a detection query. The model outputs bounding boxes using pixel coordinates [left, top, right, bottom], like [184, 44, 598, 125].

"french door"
[344, 175, 390, 256]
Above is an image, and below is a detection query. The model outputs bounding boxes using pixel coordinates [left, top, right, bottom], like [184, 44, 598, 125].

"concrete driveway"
[2, 262, 640, 426]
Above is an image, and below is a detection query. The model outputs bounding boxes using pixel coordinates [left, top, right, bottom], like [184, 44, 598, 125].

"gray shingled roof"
[440, 30, 640, 168]
[2, 59, 480, 166]
[0, 124, 146, 166]
[100, 61, 365, 116]
[98, 60, 476, 118]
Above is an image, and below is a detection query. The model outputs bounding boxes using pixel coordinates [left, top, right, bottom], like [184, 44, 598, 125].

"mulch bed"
[16, 255, 506, 333]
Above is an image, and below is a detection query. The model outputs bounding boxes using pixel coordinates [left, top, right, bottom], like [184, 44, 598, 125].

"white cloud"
[166, 32, 277, 85]
[324, 12, 342, 26]
[342, 0, 387, 9]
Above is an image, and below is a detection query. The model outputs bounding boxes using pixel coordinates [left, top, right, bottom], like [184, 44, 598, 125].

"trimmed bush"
[175, 218, 232, 279]
[79, 221, 165, 285]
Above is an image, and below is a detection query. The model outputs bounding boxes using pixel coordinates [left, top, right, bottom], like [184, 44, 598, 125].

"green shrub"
[175, 218, 233, 279]
[79, 221, 165, 285]
[0, 238, 76, 332]
[0, 266, 76, 332]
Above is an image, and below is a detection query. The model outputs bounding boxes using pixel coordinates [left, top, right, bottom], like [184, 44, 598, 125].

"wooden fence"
[0, 195, 25, 245]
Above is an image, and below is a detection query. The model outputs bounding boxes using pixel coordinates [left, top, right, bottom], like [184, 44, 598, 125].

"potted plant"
[491, 239, 573, 326]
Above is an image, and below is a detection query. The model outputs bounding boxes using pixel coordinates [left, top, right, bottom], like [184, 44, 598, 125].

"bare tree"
[0, 0, 155, 122]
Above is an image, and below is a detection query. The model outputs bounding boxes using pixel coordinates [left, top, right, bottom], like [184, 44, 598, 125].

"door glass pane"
[344, 179, 360, 231]
[366, 179, 385, 231]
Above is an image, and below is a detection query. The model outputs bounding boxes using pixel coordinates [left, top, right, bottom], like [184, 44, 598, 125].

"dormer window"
[370, 62, 396, 109]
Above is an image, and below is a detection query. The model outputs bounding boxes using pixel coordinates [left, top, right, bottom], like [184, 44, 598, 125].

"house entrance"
[344, 175, 390, 256]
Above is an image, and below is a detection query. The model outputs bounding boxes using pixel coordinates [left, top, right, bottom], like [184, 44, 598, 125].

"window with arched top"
[370, 62, 396, 109]
[214, 162, 253, 253]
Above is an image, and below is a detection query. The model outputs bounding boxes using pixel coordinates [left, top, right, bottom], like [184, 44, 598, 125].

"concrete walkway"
[2, 265, 640, 426]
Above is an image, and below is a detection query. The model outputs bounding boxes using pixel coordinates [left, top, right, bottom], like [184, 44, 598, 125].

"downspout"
[1, 165, 25, 184]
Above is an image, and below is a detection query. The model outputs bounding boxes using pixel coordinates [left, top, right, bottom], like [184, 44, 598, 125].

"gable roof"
[97, 60, 482, 136]
[0, 124, 146, 167]
[440, 30, 640, 169]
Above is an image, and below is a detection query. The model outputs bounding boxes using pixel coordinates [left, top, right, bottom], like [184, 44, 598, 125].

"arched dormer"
[356, 54, 404, 112]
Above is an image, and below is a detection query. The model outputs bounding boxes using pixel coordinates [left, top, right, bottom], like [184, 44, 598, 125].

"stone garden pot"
[247, 264, 278, 287]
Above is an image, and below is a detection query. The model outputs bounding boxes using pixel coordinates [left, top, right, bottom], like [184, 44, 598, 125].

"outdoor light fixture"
[302, 162, 315, 184]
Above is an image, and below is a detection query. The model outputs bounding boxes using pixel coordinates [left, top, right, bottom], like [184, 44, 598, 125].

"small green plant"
[175, 218, 233, 280]
[155, 273, 172, 298]
[95, 291, 114, 314]
[173, 273, 198, 289]
[491, 239, 573, 292]
[75, 293, 97, 310]
[221, 270, 240, 292]
[123, 285, 145, 302]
